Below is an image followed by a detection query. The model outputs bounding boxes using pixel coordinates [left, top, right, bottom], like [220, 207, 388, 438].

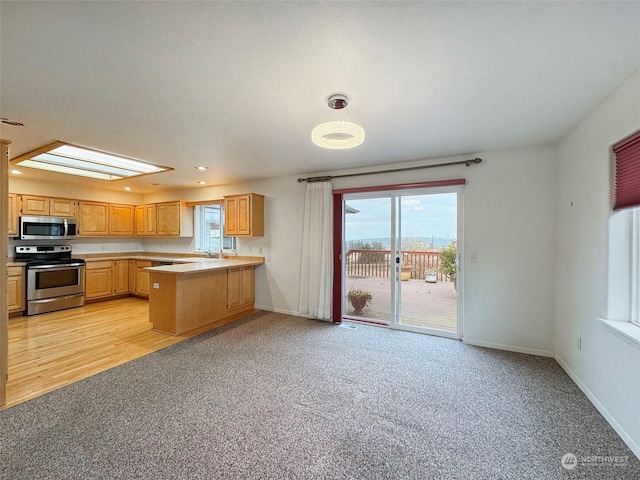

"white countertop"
[145, 258, 264, 274]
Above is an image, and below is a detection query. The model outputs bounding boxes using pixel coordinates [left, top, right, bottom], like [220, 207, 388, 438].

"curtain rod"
[297, 157, 482, 183]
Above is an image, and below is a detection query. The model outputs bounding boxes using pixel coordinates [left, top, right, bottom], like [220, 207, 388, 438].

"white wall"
[327, 146, 557, 356]
[147, 145, 558, 355]
[555, 69, 640, 456]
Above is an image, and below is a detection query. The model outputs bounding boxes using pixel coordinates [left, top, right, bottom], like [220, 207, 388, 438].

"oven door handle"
[29, 263, 85, 271]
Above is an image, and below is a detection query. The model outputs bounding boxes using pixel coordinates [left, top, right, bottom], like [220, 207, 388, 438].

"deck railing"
[345, 249, 452, 281]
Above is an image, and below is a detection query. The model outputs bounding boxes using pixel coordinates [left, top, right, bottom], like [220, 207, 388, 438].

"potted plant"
[347, 289, 372, 314]
[439, 242, 457, 290]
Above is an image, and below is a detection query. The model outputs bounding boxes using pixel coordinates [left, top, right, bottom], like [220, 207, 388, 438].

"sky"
[344, 193, 457, 241]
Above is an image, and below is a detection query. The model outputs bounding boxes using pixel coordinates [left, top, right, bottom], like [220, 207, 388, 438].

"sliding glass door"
[342, 187, 461, 338]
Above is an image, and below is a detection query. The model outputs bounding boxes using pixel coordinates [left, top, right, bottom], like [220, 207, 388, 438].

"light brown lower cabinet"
[85, 260, 131, 299]
[135, 261, 152, 297]
[227, 266, 255, 310]
[128, 260, 137, 294]
[7, 266, 25, 314]
[85, 261, 114, 299]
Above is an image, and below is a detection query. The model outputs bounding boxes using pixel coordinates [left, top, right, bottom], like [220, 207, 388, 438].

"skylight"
[11, 141, 172, 180]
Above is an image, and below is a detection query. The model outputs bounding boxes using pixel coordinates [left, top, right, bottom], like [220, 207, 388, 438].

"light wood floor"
[3, 297, 195, 410]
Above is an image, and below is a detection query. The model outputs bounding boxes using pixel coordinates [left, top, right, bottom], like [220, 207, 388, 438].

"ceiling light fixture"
[11, 141, 173, 181]
[195, 166, 209, 171]
[124, 187, 131, 191]
[312, 94, 365, 150]
[198, 181, 207, 185]
[11, 169, 23, 175]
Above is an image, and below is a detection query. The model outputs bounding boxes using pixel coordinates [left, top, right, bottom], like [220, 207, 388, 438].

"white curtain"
[298, 181, 333, 320]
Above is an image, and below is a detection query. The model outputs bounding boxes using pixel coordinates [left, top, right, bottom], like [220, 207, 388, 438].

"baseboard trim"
[462, 338, 554, 358]
[253, 305, 299, 317]
[555, 353, 640, 460]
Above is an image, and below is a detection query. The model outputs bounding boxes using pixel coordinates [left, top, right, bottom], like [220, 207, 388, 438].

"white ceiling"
[1, 1, 639, 193]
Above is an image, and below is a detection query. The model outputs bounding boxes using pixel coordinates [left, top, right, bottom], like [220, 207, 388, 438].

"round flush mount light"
[197, 181, 207, 185]
[195, 165, 209, 171]
[124, 187, 131, 191]
[11, 169, 23, 175]
[312, 94, 365, 150]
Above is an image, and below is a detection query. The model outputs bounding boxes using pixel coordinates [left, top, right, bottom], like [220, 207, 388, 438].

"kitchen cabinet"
[227, 266, 255, 310]
[135, 204, 157, 236]
[49, 198, 77, 217]
[135, 260, 152, 297]
[128, 260, 137, 293]
[7, 266, 25, 314]
[8, 194, 19, 236]
[113, 260, 129, 294]
[20, 195, 50, 215]
[85, 261, 114, 299]
[224, 193, 264, 237]
[86, 260, 130, 299]
[78, 201, 109, 236]
[108, 204, 135, 236]
[156, 201, 193, 237]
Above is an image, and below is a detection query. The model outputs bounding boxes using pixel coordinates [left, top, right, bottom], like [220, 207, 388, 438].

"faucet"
[204, 250, 215, 258]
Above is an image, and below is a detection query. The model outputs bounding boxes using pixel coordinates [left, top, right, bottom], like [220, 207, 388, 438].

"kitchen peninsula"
[146, 258, 264, 336]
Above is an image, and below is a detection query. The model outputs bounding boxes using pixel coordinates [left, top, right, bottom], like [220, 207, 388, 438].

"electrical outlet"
[153, 283, 159, 289]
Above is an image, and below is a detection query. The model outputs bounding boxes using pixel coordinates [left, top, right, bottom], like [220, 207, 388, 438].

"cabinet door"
[135, 206, 146, 236]
[85, 267, 113, 299]
[113, 260, 129, 294]
[135, 261, 151, 297]
[21, 195, 49, 215]
[78, 202, 109, 236]
[236, 195, 252, 235]
[224, 196, 238, 235]
[109, 204, 135, 236]
[50, 198, 76, 217]
[240, 266, 255, 305]
[128, 260, 137, 293]
[156, 202, 180, 236]
[7, 267, 24, 313]
[7, 194, 19, 236]
[136, 204, 157, 236]
[227, 267, 242, 310]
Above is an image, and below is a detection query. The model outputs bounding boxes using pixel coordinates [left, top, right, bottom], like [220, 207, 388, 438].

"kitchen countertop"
[145, 258, 264, 274]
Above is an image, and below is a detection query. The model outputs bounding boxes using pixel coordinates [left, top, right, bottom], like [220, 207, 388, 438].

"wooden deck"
[345, 276, 457, 332]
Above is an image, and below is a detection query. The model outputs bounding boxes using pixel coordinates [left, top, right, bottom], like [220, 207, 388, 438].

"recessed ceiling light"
[124, 187, 131, 191]
[150, 183, 161, 186]
[197, 181, 207, 185]
[195, 166, 209, 171]
[10, 169, 22, 175]
[11, 141, 173, 181]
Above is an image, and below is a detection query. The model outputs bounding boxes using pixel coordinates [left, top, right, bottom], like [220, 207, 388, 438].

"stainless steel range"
[15, 245, 86, 316]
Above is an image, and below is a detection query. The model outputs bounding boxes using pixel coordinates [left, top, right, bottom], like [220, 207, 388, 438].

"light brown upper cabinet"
[20, 195, 50, 215]
[135, 204, 157, 236]
[224, 193, 264, 237]
[108, 204, 135, 236]
[78, 201, 109, 236]
[49, 198, 77, 217]
[156, 201, 193, 237]
[8, 194, 19, 236]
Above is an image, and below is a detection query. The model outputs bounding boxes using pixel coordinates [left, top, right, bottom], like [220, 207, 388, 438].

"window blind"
[614, 129, 640, 211]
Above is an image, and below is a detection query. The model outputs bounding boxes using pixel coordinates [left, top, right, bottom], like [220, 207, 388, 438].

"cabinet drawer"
[86, 260, 113, 270]
[8, 266, 24, 277]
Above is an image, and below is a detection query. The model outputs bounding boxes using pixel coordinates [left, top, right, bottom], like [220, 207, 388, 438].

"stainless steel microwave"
[19, 216, 78, 240]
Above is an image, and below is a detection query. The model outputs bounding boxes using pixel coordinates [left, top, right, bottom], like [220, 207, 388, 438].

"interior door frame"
[332, 179, 466, 329]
